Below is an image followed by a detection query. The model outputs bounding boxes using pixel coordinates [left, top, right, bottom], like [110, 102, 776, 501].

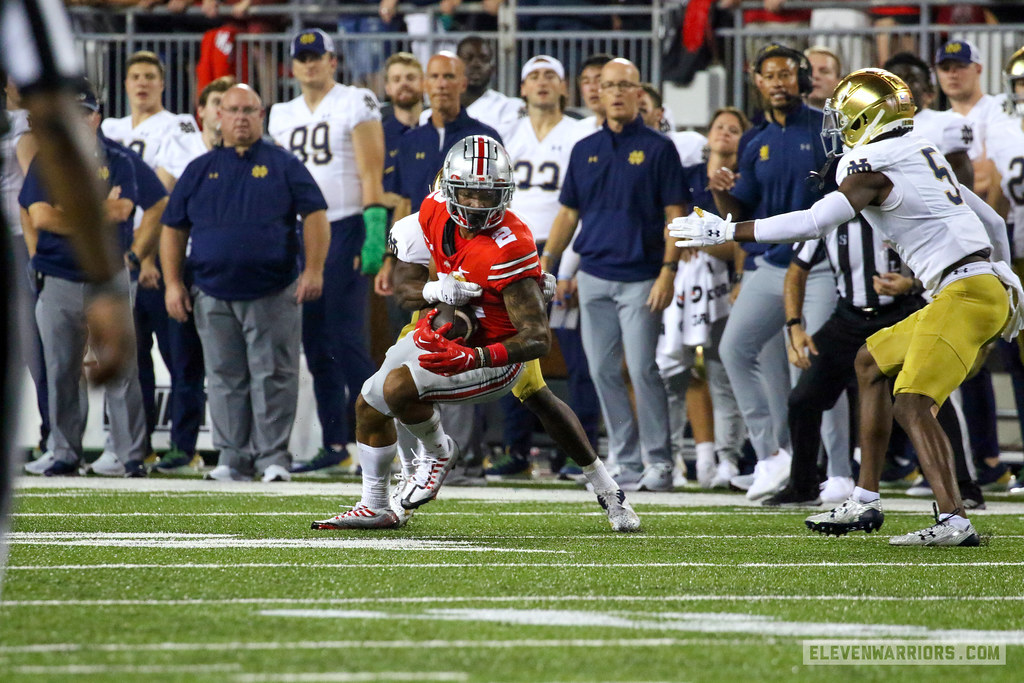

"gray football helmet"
[440, 135, 515, 232]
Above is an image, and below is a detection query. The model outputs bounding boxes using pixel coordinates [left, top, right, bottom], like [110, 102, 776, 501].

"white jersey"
[389, 211, 431, 266]
[958, 94, 1016, 161]
[504, 115, 590, 242]
[101, 109, 202, 169]
[421, 88, 524, 141]
[669, 130, 707, 167]
[913, 108, 973, 157]
[1, 108, 30, 234]
[986, 117, 1024, 255]
[836, 132, 991, 293]
[155, 129, 208, 180]
[269, 83, 382, 222]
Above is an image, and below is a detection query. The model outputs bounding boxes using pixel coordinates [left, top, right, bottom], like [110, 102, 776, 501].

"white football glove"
[540, 271, 557, 303]
[422, 272, 483, 306]
[668, 208, 735, 247]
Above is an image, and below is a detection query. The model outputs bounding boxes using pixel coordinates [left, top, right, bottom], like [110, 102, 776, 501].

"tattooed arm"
[497, 277, 551, 363]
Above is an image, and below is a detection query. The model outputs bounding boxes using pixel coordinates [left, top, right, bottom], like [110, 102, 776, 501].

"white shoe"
[311, 504, 400, 530]
[595, 489, 641, 532]
[261, 464, 291, 482]
[889, 504, 980, 547]
[205, 465, 246, 481]
[24, 452, 57, 476]
[746, 449, 791, 500]
[401, 436, 459, 509]
[695, 450, 716, 489]
[819, 476, 855, 505]
[710, 460, 739, 489]
[805, 497, 885, 536]
[389, 474, 414, 528]
[905, 475, 933, 497]
[84, 451, 125, 477]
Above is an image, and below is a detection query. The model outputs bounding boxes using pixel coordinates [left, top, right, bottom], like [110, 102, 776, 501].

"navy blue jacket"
[161, 139, 327, 301]
[559, 116, 686, 282]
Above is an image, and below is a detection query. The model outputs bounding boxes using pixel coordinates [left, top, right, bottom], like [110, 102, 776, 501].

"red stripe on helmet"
[475, 137, 486, 175]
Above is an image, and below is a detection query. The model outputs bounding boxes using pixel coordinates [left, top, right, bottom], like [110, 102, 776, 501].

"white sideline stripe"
[13, 664, 242, 675]
[256, 607, 1024, 645]
[4, 594, 1024, 607]
[0, 638, 763, 655]
[10, 561, 1024, 570]
[4, 532, 565, 553]
[232, 674, 467, 682]
[13, 478, 1024, 514]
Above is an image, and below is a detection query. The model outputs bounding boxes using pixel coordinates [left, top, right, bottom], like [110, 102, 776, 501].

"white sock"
[358, 442, 397, 509]
[583, 460, 618, 493]
[853, 486, 880, 504]
[943, 513, 972, 530]
[401, 408, 450, 460]
[695, 442, 714, 460]
[396, 425, 419, 477]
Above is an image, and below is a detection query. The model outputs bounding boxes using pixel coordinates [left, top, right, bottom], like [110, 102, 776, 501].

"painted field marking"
[9, 561, 1024, 571]
[256, 607, 1024, 646]
[231, 673, 467, 682]
[4, 594, 1024, 608]
[0, 637, 767, 655]
[11, 664, 242, 676]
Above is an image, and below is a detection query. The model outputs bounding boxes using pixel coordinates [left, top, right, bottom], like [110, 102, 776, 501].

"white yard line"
[3, 594, 1023, 608]
[12, 664, 242, 676]
[231, 674, 467, 682]
[0, 638, 764, 655]
[13, 478, 1024, 514]
[9, 561, 1024, 570]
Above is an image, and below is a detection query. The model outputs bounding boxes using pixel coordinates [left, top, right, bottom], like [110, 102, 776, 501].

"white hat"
[521, 55, 565, 82]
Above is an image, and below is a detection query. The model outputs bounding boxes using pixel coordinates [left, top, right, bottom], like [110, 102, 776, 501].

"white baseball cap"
[521, 55, 565, 82]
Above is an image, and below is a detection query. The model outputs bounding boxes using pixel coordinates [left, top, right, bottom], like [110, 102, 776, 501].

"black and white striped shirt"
[794, 218, 907, 310]
[1, 0, 83, 92]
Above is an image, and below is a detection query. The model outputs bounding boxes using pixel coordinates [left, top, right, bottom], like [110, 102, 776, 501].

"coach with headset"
[707, 43, 850, 501]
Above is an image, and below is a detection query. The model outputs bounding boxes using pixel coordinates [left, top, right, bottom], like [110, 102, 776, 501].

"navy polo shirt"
[393, 108, 501, 211]
[559, 116, 685, 282]
[731, 103, 828, 269]
[161, 138, 327, 301]
[20, 134, 138, 282]
[681, 162, 715, 213]
[101, 132, 167, 213]
[382, 111, 412, 194]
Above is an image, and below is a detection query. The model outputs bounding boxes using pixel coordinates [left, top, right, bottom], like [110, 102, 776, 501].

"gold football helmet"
[1004, 46, 1024, 117]
[821, 68, 915, 157]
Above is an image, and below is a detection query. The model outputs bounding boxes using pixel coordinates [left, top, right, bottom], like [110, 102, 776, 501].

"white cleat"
[888, 504, 981, 547]
[746, 449, 791, 500]
[400, 436, 459, 510]
[311, 504, 400, 530]
[260, 464, 291, 482]
[389, 474, 414, 528]
[805, 497, 885, 536]
[596, 488, 641, 532]
[710, 460, 739, 489]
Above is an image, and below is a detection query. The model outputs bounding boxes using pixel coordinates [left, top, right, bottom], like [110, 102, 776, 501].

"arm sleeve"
[753, 191, 856, 244]
[962, 186, 1011, 264]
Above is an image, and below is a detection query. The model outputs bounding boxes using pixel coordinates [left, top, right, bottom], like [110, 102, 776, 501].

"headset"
[753, 43, 813, 95]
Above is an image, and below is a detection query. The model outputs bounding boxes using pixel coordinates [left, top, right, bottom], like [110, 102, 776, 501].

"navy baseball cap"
[74, 79, 100, 112]
[934, 39, 982, 66]
[290, 29, 335, 58]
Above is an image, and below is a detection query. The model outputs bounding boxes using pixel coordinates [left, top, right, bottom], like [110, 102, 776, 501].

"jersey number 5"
[289, 122, 332, 165]
[921, 147, 963, 206]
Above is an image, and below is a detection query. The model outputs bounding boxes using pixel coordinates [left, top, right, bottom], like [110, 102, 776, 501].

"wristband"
[475, 346, 486, 367]
[785, 317, 802, 328]
[126, 250, 141, 270]
[662, 261, 678, 272]
[484, 343, 509, 366]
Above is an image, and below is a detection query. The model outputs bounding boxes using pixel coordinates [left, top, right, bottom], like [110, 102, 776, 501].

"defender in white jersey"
[672, 68, 1024, 547]
[100, 52, 203, 170]
[268, 29, 386, 473]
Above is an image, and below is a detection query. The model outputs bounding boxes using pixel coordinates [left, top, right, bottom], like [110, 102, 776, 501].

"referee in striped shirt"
[763, 217, 985, 508]
[1, 0, 134, 594]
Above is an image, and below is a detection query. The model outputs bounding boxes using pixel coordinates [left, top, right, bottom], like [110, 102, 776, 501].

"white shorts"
[360, 334, 524, 417]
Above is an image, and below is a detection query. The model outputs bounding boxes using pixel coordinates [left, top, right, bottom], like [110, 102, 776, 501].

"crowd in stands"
[4, 2, 1024, 512]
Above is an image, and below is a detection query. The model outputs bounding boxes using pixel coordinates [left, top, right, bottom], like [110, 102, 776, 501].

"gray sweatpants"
[576, 270, 671, 471]
[720, 258, 850, 474]
[35, 270, 147, 465]
[192, 283, 300, 476]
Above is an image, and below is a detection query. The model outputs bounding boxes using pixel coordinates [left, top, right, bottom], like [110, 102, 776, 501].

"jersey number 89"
[289, 122, 333, 165]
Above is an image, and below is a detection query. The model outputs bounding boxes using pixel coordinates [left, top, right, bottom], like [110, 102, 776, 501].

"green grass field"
[2, 475, 1022, 682]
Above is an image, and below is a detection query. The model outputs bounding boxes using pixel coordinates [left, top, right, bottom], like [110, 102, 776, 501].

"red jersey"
[418, 190, 542, 345]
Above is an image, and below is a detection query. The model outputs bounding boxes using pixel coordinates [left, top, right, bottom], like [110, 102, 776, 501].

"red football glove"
[419, 340, 480, 376]
[412, 309, 454, 352]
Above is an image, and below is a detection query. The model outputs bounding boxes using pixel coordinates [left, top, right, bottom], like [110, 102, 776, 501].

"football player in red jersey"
[312, 136, 615, 529]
